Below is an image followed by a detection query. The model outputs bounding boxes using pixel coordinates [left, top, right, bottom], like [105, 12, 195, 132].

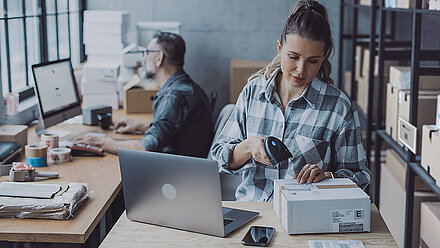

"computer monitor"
[32, 59, 82, 136]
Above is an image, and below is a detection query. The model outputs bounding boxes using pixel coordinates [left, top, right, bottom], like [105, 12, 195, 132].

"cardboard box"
[398, 91, 440, 153]
[123, 74, 160, 113]
[420, 202, 440, 248]
[380, 153, 439, 248]
[230, 59, 269, 103]
[82, 94, 119, 109]
[344, 71, 352, 96]
[273, 178, 370, 234]
[421, 125, 440, 184]
[0, 125, 28, 147]
[83, 62, 120, 82]
[80, 78, 117, 95]
[356, 75, 388, 120]
[386, 149, 429, 191]
[389, 66, 440, 90]
[386, 82, 440, 142]
[362, 48, 401, 78]
[355, 46, 364, 82]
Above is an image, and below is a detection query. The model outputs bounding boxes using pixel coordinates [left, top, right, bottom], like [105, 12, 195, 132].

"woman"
[211, 0, 371, 202]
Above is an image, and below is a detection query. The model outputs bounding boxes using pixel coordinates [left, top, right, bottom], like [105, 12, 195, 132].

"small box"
[421, 125, 440, 185]
[123, 74, 160, 114]
[396, 0, 429, 9]
[230, 59, 270, 104]
[356, 75, 388, 121]
[83, 62, 120, 82]
[380, 152, 439, 248]
[273, 178, 370, 234]
[0, 125, 28, 148]
[398, 91, 440, 154]
[386, 149, 429, 191]
[82, 94, 119, 110]
[82, 105, 112, 126]
[343, 71, 352, 96]
[420, 202, 440, 248]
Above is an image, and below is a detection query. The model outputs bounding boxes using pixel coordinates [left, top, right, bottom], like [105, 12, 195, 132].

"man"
[75, 32, 214, 158]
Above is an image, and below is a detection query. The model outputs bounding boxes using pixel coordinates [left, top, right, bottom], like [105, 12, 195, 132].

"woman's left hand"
[295, 164, 328, 184]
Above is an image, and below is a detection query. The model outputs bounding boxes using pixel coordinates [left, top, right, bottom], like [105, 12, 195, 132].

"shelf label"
[398, 117, 417, 154]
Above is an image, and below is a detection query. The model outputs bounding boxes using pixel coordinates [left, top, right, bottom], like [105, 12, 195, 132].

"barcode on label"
[339, 222, 364, 232]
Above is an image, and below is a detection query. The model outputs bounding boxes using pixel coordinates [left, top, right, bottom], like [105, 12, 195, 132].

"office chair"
[209, 104, 242, 201]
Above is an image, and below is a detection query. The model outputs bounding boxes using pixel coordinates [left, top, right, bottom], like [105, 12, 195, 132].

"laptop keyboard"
[223, 218, 235, 227]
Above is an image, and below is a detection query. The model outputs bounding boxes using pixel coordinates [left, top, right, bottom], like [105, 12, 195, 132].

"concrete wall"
[87, 0, 341, 117]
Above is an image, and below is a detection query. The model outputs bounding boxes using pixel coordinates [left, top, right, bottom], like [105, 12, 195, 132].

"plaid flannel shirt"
[211, 69, 371, 202]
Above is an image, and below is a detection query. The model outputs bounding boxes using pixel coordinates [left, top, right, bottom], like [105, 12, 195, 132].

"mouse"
[69, 143, 104, 156]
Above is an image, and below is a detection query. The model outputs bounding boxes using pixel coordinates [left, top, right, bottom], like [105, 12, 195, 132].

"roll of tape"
[41, 133, 59, 149]
[49, 148, 71, 163]
[25, 144, 48, 158]
[26, 156, 47, 167]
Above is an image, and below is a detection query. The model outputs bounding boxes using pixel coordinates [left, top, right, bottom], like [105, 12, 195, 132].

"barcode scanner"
[263, 136, 293, 202]
[263, 136, 293, 166]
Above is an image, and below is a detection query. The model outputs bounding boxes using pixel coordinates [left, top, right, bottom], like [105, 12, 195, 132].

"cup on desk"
[97, 112, 112, 130]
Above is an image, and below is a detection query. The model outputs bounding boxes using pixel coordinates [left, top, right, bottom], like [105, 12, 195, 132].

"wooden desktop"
[100, 202, 397, 247]
[0, 110, 153, 247]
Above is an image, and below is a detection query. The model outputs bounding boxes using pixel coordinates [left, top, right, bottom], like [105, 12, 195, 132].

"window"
[0, 0, 84, 100]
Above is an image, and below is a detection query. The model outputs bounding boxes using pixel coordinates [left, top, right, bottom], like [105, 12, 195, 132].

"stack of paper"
[82, 10, 129, 109]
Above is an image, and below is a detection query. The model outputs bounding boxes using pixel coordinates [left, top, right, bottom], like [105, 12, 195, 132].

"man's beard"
[145, 70, 155, 79]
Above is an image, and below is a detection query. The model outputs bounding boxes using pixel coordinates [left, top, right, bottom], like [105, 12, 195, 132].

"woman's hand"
[246, 136, 271, 165]
[229, 136, 271, 169]
[295, 164, 329, 184]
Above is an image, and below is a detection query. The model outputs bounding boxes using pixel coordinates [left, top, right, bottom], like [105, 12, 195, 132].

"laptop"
[118, 149, 259, 237]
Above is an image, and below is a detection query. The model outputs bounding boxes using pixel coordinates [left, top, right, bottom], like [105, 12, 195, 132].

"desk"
[100, 202, 397, 247]
[0, 110, 153, 247]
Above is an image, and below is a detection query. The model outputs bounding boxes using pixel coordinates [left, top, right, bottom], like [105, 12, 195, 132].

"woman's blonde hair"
[249, 0, 334, 84]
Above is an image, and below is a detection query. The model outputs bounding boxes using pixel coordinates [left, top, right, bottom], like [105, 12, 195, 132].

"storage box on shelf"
[421, 125, 440, 186]
[380, 149, 438, 248]
[420, 202, 440, 248]
[385, 66, 440, 142]
[398, 91, 440, 154]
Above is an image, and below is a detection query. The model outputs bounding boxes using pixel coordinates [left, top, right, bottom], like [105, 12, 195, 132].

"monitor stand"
[35, 119, 71, 138]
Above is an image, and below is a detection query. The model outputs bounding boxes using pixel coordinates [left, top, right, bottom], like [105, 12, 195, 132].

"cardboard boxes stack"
[230, 59, 270, 103]
[355, 46, 403, 120]
[81, 10, 129, 109]
[385, 66, 440, 146]
[420, 202, 440, 248]
[273, 178, 370, 234]
[380, 149, 438, 248]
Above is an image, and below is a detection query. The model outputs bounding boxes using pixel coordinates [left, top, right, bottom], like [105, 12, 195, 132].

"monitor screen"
[32, 59, 82, 133]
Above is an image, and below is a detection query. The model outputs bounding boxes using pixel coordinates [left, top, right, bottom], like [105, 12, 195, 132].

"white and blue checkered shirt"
[211, 69, 371, 201]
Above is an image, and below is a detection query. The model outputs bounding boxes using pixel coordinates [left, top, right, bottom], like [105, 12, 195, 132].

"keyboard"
[223, 218, 235, 227]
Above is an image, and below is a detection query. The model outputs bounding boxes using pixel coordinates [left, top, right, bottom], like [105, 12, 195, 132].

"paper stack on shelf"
[82, 10, 129, 109]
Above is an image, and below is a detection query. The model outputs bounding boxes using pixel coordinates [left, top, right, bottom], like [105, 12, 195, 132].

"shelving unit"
[340, 1, 440, 248]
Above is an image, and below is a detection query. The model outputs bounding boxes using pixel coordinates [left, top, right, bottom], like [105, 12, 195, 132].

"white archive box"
[82, 94, 119, 110]
[273, 178, 371, 235]
[81, 78, 117, 95]
[83, 62, 120, 82]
